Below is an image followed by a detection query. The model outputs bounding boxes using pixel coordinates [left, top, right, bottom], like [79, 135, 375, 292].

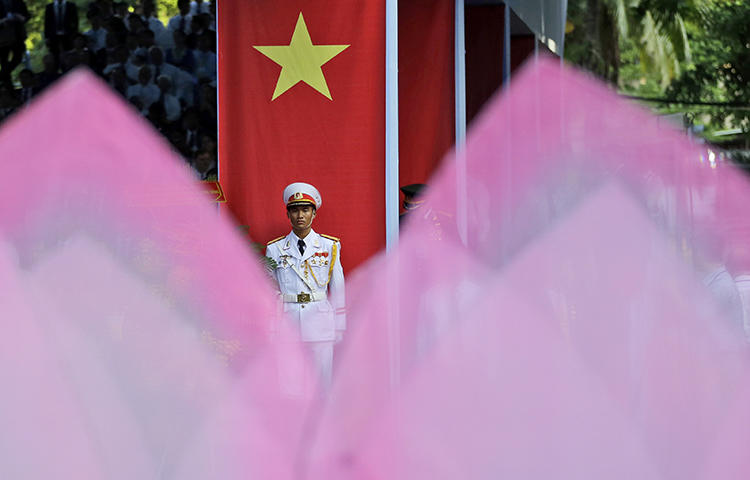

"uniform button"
[301, 305, 305, 309]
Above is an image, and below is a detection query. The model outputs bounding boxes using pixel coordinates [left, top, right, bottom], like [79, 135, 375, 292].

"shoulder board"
[266, 236, 285, 246]
[320, 234, 340, 243]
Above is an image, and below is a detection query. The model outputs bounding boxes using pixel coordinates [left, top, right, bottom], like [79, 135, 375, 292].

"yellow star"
[254, 13, 350, 101]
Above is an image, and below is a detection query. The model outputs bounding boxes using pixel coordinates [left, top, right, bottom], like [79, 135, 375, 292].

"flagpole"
[215, 7, 221, 215]
[455, 0, 467, 245]
[500, 4, 512, 261]
[385, 0, 401, 391]
[385, 0, 399, 251]
[503, 3, 511, 85]
[559, 0, 568, 62]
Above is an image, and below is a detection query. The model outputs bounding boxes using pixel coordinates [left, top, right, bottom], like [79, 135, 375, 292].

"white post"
[559, 0, 568, 61]
[455, 0, 468, 245]
[215, 4, 222, 216]
[534, 1, 540, 63]
[385, 0, 401, 390]
[385, 0, 400, 251]
[503, 3, 511, 85]
[501, 3, 512, 261]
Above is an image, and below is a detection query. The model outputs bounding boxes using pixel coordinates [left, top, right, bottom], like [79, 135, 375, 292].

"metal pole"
[385, 0, 401, 391]
[560, 0, 568, 61]
[385, 0, 400, 251]
[501, 3, 512, 261]
[455, 0, 467, 245]
[502, 3, 511, 86]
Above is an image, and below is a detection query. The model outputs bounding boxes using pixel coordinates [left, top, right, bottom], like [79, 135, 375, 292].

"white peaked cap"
[283, 182, 322, 209]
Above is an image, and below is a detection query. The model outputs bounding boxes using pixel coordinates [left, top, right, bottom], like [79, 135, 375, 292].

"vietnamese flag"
[218, 1, 385, 272]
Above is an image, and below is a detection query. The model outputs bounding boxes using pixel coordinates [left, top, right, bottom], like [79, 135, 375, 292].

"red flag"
[218, 1, 385, 272]
[398, 0, 455, 198]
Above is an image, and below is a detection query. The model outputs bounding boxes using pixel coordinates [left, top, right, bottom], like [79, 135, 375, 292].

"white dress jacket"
[266, 230, 346, 342]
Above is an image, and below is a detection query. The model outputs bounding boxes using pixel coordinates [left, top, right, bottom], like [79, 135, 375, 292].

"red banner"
[398, 0, 455, 198]
[218, 1, 385, 272]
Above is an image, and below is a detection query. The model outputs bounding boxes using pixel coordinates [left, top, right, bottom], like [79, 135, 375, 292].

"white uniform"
[266, 229, 345, 384]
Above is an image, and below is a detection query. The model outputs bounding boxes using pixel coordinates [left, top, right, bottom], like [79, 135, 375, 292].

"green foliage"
[565, 0, 699, 86]
[263, 255, 278, 273]
[665, 0, 750, 135]
[156, 0, 178, 23]
[565, 0, 621, 82]
[567, 0, 750, 143]
[23, 0, 89, 70]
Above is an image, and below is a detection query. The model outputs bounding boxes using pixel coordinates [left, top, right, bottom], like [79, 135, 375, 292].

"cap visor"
[287, 200, 316, 207]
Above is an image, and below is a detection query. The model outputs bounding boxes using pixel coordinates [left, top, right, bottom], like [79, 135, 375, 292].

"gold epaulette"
[266, 236, 285, 246]
[320, 234, 340, 242]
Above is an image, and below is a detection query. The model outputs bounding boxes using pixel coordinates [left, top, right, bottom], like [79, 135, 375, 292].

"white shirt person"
[265, 182, 345, 388]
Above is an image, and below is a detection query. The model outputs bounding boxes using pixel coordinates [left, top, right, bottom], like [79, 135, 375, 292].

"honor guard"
[265, 182, 345, 387]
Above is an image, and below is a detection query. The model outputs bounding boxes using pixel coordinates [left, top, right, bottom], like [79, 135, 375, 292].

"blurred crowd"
[0, 0, 217, 180]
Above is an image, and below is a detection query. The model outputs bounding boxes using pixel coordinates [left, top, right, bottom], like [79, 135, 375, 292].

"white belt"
[282, 292, 326, 303]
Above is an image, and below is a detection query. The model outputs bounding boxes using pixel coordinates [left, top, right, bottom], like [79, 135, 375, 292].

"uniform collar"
[285, 229, 321, 260]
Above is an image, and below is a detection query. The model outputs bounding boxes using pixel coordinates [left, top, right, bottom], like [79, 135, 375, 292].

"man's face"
[195, 152, 213, 172]
[287, 204, 316, 231]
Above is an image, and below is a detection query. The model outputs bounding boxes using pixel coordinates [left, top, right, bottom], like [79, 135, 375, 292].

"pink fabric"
[0, 70, 316, 479]
[308, 58, 750, 478]
[1, 60, 750, 479]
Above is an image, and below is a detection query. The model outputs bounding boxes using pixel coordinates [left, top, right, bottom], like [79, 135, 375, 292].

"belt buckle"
[297, 292, 311, 303]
